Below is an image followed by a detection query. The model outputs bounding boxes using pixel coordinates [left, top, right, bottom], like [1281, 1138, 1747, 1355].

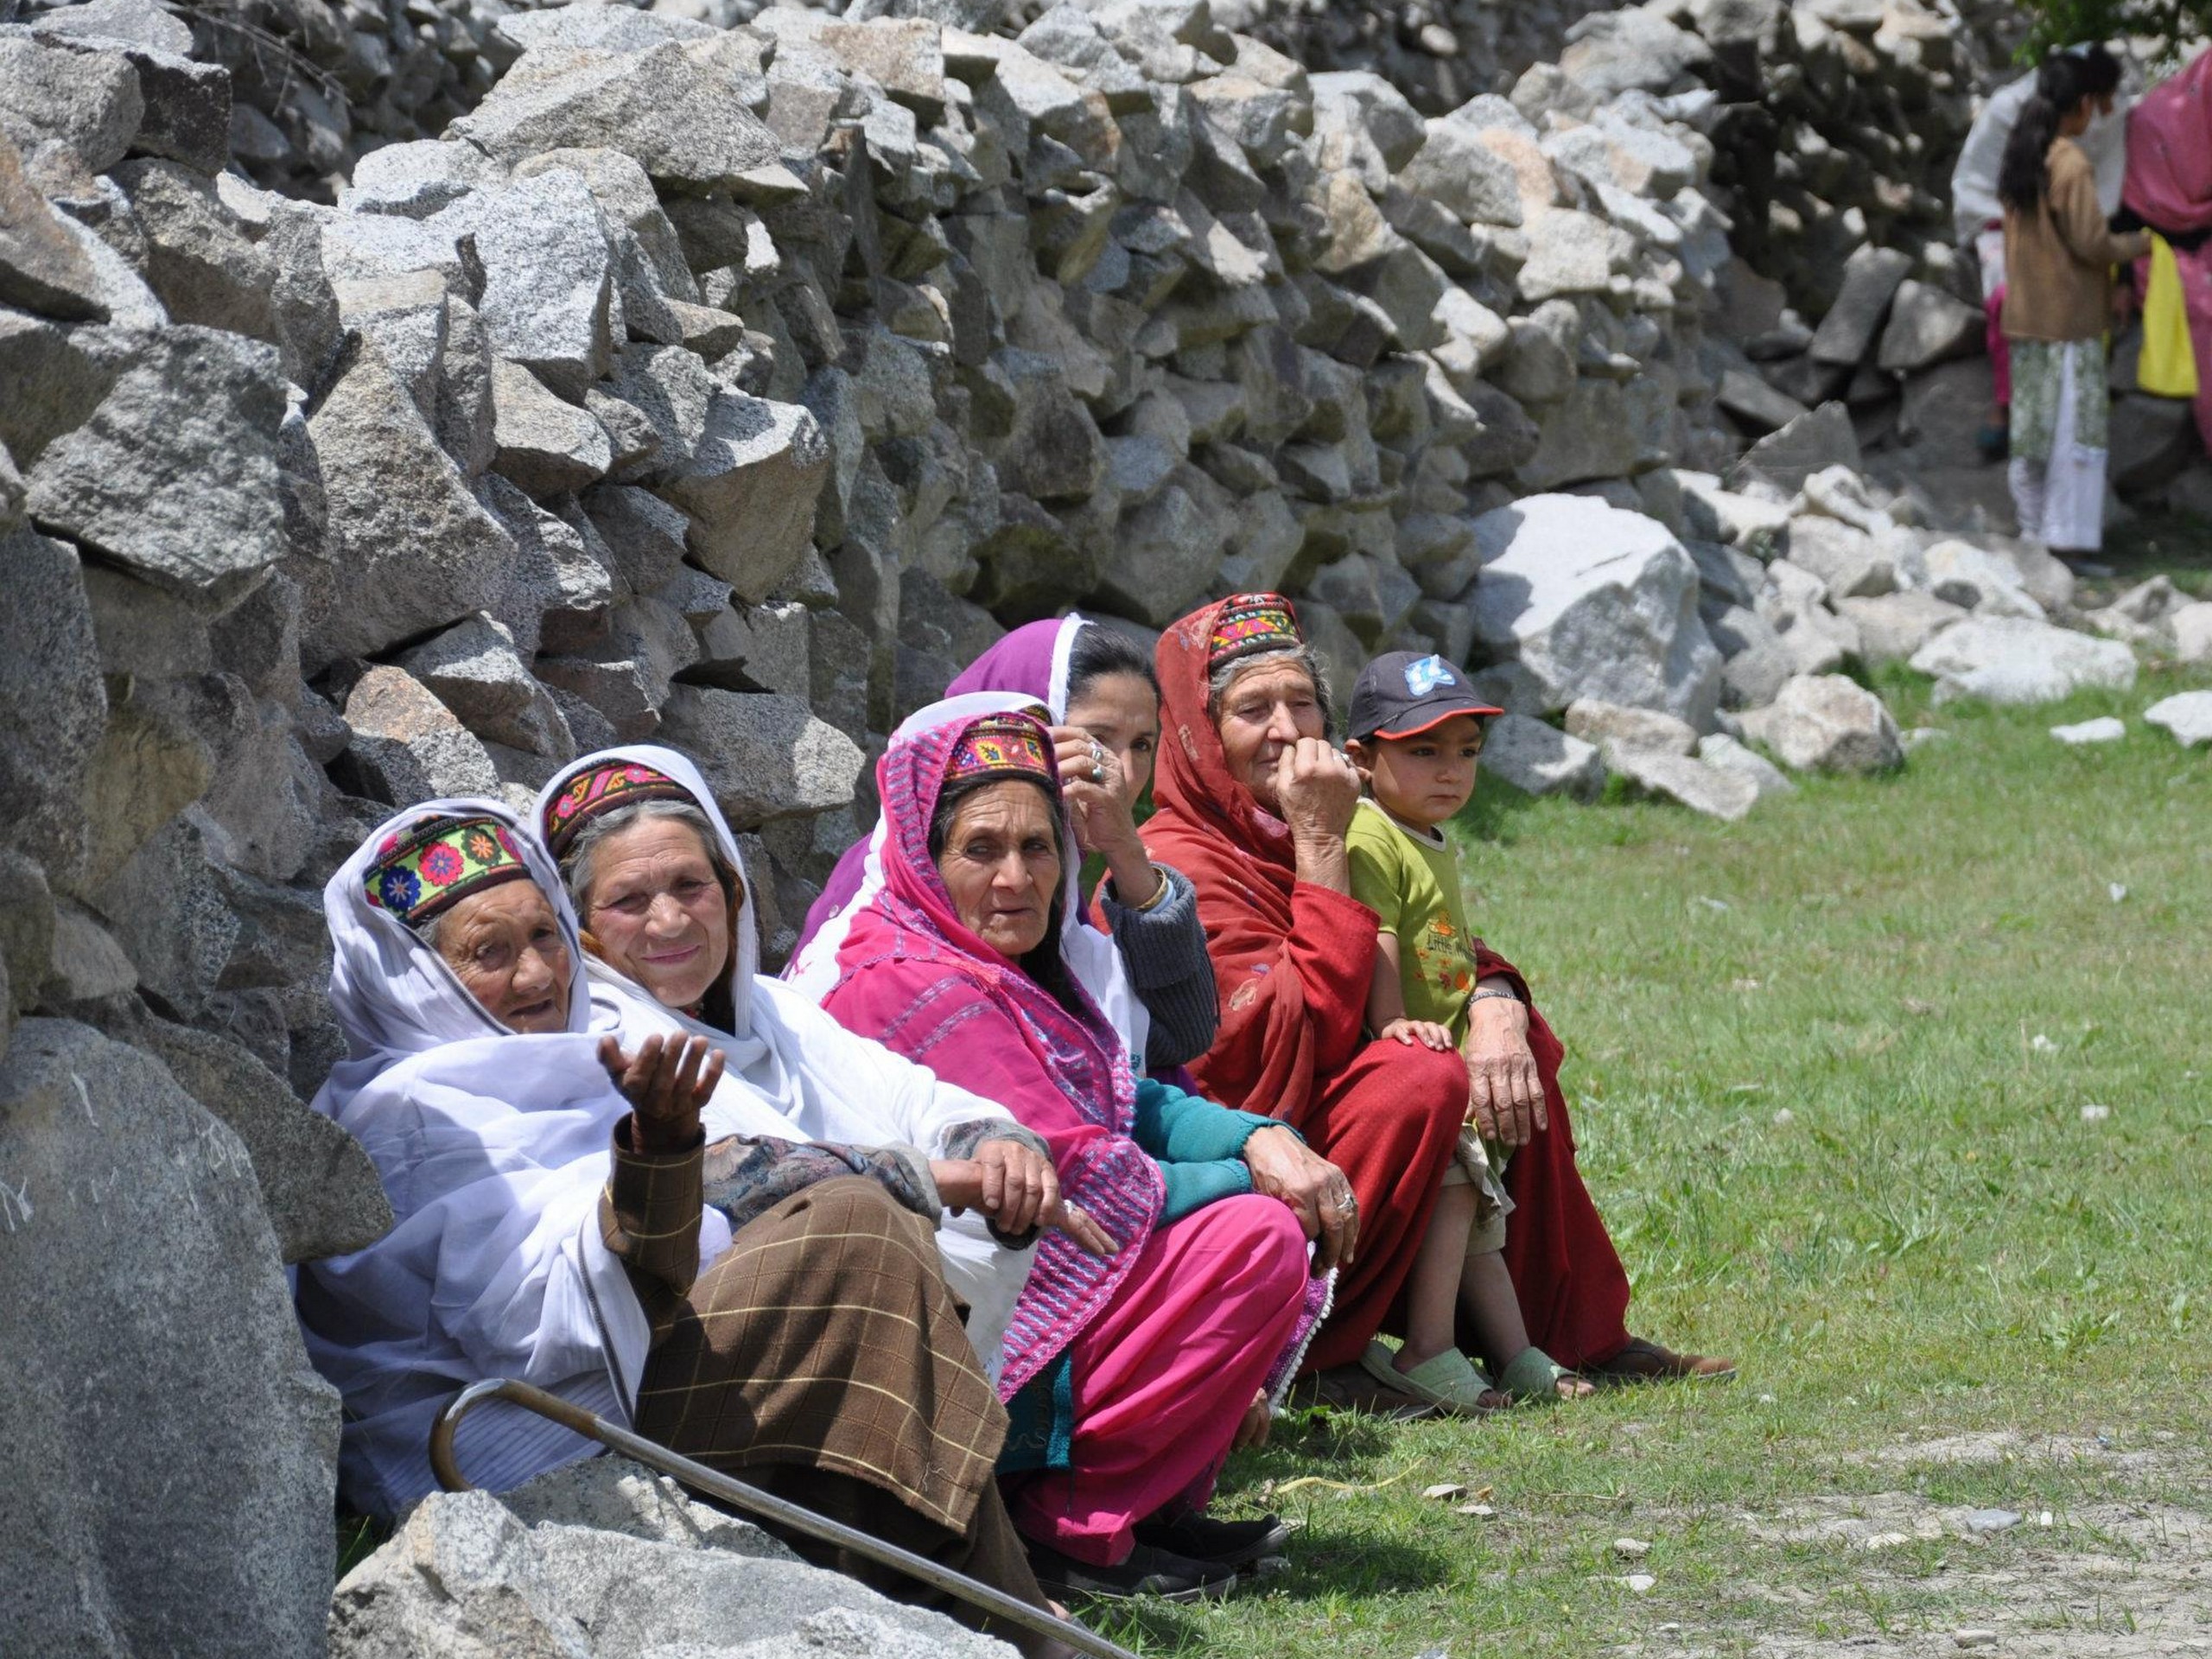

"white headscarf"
[784, 620, 1155, 1066]
[298, 798, 694, 1516]
[532, 746, 1038, 1377]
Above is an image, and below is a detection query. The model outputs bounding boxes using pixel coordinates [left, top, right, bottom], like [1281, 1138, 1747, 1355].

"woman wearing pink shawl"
[806, 701, 1348, 1604]
[791, 614, 1218, 1076]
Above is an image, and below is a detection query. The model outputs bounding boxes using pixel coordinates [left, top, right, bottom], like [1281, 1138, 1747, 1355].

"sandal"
[1495, 1345, 1593, 1403]
[1581, 1335, 1738, 1388]
[1357, 1339, 1510, 1416]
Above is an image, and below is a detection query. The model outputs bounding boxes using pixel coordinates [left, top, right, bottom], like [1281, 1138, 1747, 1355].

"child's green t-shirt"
[1345, 798, 1482, 1042]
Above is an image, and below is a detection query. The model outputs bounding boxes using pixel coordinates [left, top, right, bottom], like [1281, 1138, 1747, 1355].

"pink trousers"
[1006, 1194, 1311, 1566]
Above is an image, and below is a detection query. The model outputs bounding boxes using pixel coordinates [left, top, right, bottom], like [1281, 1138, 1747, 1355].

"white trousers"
[2007, 346, 2107, 553]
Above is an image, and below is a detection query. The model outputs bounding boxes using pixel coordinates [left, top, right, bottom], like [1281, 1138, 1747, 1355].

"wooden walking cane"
[431, 1378, 1147, 1659]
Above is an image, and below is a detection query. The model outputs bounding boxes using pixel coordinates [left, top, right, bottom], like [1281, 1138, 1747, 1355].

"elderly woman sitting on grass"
[296, 798, 1071, 1651]
[801, 700, 1348, 1605]
[1137, 594, 1732, 1405]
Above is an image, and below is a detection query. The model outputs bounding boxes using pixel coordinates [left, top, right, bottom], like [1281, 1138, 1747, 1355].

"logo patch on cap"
[1402, 654, 1455, 696]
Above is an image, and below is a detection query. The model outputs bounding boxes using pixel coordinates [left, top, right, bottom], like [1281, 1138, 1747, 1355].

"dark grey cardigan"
[1095, 862, 1219, 1073]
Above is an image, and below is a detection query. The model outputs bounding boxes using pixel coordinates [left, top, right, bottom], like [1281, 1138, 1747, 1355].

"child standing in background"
[1342, 652, 1592, 1412]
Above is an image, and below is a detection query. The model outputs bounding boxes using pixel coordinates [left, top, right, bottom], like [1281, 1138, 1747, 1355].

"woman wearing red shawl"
[806, 701, 1347, 1604]
[1140, 594, 1733, 1390]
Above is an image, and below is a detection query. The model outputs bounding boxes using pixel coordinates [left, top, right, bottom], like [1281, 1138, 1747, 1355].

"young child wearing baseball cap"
[1342, 652, 1591, 1413]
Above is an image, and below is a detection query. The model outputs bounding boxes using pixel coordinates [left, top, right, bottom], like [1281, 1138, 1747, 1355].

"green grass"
[1135, 659, 2212, 1658]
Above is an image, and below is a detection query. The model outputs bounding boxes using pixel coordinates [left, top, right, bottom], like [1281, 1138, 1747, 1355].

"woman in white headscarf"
[296, 798, 1071, 1649]
[532, 747, 1113, 1378]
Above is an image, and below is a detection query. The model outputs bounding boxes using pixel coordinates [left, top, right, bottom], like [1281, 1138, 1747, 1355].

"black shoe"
[1025, 1539, 1238, 1603]
[1132, 1510, 1291, 1569]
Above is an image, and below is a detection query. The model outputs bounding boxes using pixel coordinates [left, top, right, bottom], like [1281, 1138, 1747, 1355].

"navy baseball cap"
[1348, 652, 1503, 741]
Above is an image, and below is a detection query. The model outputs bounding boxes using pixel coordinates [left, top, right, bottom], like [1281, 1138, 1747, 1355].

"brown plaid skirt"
[629, 1175, 1007, 1536]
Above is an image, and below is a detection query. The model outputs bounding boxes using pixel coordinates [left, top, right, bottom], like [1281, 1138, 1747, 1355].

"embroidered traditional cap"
[1208, 592, 1304, 668]
[1348, 650, 1503, 741]
[947, 714, 1056, 784]
[365, 815, 531, 926]
[542, 759, 693, 858]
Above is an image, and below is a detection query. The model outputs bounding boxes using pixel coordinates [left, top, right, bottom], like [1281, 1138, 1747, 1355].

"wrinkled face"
[1214, 659, 1325, 813]
[1065, 669, 1161, 806]
[1354, 714, 1485, 830]
[582, 817, 734, 1014]
[936, 779, 1062, 961]
[435, 880, 573, 1034]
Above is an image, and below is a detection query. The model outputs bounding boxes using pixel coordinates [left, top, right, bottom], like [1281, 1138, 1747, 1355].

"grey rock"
[0, 127, 105, 320]
[492, 358, 613, 498]
[448, 40, 782, 194]
[0, 1019, 337, 1658]
[1727, 401, 1862, 496]
[1909, 616, 2133, 708]
[1717, 366, 1811, 433]
[2107, 393, 2196, 495]
[1566, 699, 1698, 758]
[304, 340, 514, 669]
[1675, 471, 1790, 554]
[0, 849, 52, 1016]
[329, 1471, 1009, 1659]
[1092, 479, 1231, 626]
[27, 325, 288, 607]
[46, 897, 137, 1001]
[2169, 601, 2212, 664]
[1808, 245, 1913, 366]
[1399, 117, 1523, 228]
[432, 170, 616, 399]
[2144, 691, 2212, 747]
[1480, 712, 1604, 801]
[1469, 494, 1723, 726]
[0, 530, 105, 881]
[581, 483, 690, 602]
[993, 348, 1108, 503]
[45, 30, 229, 175]
[1685, 537, 1764, 609]
[1784, 515, 1893, 598]
[128, 1014, 391, 1262]
[1834, 589, 1967, 664]
[496, 8, 716, 54]
[1877, 279, 1981, 374]
[340, 665, 503, 803]
[1311, 70, 1424, 171]
[2050, 715, 2126, 746]
[1558, 9, 1709, 98]
[1516, 208, 1630, 302]
[1520, 378, 1638, 490]
[1697, 732, 1795, 798]
[1609, 747, 1758, 819]
[1738, 673, 1902, 772]
[340, 139, 505, 219]
[1897, 539, 2044, 619]
[0, 32, 143, 173]
[400, 614, 575, 759]
[657, 688, 864, 830]
[111, 158, 281, 349]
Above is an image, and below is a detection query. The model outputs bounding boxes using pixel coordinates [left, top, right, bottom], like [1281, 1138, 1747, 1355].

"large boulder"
[0, 530, 105, 881]
[1479, 713, 1605, 801]
[1467, 495, 1723, 727]
[1608, 747, 1759, 820]
[2144, 691, 2212, 748]
[1738, 673, 1903, 772]
[25, 325, 289, 607]
[0, 1019, 338, 1656]
[658, 687, 864, 829]
[330, 1459, 1014, 1659]
[1909, 617, 2138, 705]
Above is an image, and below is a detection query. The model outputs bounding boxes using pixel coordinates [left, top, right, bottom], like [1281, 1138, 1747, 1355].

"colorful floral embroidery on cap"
[541, 759, 692, 857]
[364, 815, 530, 926]
[947, 715, 1055, 782]
[1208, 592, 1303, 666]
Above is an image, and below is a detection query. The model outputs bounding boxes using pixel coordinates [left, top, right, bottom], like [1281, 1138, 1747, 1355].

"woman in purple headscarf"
[790, 614, 1217, 1076]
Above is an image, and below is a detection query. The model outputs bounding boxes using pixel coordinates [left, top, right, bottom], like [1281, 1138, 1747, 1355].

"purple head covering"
[793, 618, 1077, 951]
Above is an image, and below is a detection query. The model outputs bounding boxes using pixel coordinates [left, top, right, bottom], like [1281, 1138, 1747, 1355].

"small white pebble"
[1772, 1108, 1795, 1127]
[1863, 1531, 1911, 1551]
[1955, 1631, 1998, 1649]
[1619, 1573, 1656, 1594]
[2082, 1103, 2111, 1122]
[1454, 1503, 1496, 1518]
[2031, 1033, 2057, 1053]
[1421, 1483, 1467, 1502]
[1758, 1392, 1777, 1404]
[2038, 1510, 2054, 1528]
[1614, 1537, 1651, 1560]
[2109, 882, 2127, 903]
